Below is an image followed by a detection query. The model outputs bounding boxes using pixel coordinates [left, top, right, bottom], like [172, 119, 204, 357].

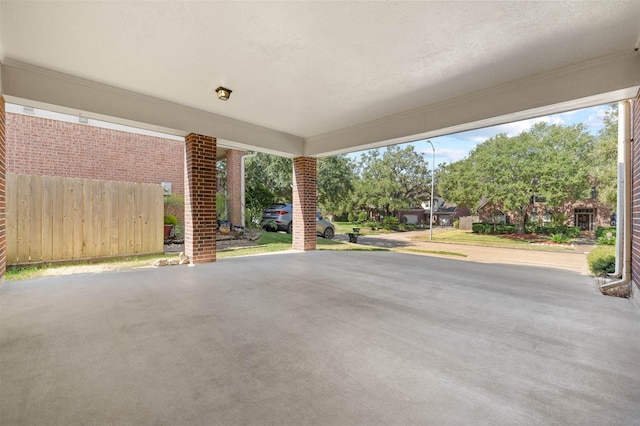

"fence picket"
[6, 173, 163, 265]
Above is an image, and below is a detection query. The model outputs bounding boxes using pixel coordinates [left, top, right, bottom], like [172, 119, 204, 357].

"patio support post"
[225, 149, 244, 227]
[184, 133, 217, 264]
[292, 157, 317, 251]
[0, 95, 5, 280]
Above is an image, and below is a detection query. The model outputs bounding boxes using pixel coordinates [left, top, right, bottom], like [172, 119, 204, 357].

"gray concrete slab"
[1, 251, 638, 425]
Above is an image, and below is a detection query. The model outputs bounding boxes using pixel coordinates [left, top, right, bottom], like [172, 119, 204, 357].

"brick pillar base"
[225, 149, 245, 227]
[292, 157, 317, 251]
[184, 133, 217, 264]
[0, 96, 5, 279]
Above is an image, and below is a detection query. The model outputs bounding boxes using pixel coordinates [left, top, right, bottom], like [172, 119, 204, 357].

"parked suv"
[261, 203, 335, 239]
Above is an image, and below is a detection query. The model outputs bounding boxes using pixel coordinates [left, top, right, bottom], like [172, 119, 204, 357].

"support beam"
[292, 157, 317, 251]
[184, 133, 217, 264]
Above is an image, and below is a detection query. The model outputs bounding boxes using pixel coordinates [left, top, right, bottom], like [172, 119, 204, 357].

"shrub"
[347, 212, 355, 223]
[453, 219, 460, 229]
[382, 216, 399, 230]
[550, 233, 571, 244]
[472, 222, 493, 234]
[365, 221, 380, 230]
[587, 246, 616, 276]
[357, 211, 369, 223]
[595, 226, 616, 239]
[495, 224, 516, 234]
[164, 214, 178, 226]
[535, 225, 580, 238]
[597, 236, 616, 245]
[472, 222, 516, 234]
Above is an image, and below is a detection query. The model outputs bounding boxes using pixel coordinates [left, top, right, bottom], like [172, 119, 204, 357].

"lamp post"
[426, 140, 435, 241]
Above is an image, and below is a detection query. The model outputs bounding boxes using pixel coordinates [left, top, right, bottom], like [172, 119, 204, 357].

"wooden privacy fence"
[6, 173, 164, 265]
[459, 216, 480, 231]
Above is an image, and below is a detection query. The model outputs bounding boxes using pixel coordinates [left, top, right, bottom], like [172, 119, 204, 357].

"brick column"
[292, 157, 317, 251]
[0, 96, 5, 279]
[225, 149, 245, 227]
[184, 133, 217, 264]
[631, 93, 640, 293]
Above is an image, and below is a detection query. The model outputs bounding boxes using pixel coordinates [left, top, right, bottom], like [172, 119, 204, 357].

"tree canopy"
[352, 145, 432, 216]
[588, 104, 618, 205]
[438, 122, 595, 233]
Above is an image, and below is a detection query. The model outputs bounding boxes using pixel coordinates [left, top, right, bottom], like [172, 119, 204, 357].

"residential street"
[334, 229, 595, 275]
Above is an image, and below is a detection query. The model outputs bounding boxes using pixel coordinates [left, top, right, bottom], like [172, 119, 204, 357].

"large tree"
[243, 152, 357, 224]
[589, 104, 618, 206]
[439, 122, 594, 233]
[353, 145, 431, 216]
[317, 155, 356, 217]
[244, 153, 293, 225]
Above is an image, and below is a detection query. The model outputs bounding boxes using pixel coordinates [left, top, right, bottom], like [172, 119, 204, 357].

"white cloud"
[583, 105, 609, 132]
[432, 147, 469, 163]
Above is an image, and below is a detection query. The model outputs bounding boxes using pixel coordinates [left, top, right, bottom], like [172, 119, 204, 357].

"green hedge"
[587, 246, 616, 276]
[472, 222, 580, 237]
[534, 225, 581, 238]
[472, 223, 516, 234]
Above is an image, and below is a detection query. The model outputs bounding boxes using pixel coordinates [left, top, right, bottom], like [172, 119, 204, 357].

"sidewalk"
[335, 229, 594, 275]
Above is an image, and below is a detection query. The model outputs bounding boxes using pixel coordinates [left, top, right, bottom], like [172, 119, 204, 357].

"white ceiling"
[1, 1, 639, 157]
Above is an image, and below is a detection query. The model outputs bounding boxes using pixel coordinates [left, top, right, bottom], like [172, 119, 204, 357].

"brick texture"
[631, 95, 640, 292]
[225, 149, 245, 227]
[6, 113, 184, 194]
[292, 157, 317, 251]
[0, 97, 6, 279]
[184, 133, 217, 263]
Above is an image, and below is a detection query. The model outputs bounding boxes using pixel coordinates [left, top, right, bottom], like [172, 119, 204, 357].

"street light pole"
[426, 140, 435, 241]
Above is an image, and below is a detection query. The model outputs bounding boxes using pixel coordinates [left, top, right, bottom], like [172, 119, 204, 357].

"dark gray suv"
[261, 203, 335, 239]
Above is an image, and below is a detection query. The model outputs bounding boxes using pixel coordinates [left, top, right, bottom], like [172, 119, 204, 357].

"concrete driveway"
[1, 251, 638, 425]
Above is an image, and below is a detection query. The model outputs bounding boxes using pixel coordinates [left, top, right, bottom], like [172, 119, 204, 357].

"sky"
[348, 104, 613, 166]
[8, 102, 612, 166]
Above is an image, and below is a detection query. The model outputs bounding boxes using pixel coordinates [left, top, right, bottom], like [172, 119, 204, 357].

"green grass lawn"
[219, 231, 387, 259]
[410, 229, 574, 251]
[332, 221, 390, 235]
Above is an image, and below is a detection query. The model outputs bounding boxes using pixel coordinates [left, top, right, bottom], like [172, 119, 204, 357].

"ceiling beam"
[305, 50, 640, 157]
[0, 59, 305, 157]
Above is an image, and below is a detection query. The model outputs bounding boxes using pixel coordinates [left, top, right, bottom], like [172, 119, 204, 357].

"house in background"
[477, 195, 613, 232]
[397, 198, 471, 226]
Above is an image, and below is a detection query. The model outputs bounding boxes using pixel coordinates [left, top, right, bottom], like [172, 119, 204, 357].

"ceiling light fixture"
[215, 86, 232, 101]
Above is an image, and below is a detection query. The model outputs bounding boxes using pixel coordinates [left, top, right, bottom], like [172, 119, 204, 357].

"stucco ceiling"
[1, 1, 639, 157]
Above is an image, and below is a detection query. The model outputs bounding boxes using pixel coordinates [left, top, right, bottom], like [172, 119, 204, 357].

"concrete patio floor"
[1, 251, 638, 425]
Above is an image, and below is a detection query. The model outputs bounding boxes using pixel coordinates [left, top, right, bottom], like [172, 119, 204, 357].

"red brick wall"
[5, 113, 184, 195]
[184, 133, 217, 264]
[0, 97, 6, 279]
[292, 157, 317, 251]
[631, 95, 640, 292]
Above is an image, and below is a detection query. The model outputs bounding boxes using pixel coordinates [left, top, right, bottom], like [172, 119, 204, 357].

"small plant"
[164, 214, 178, 226]
[453, 219, 460, 229]
[550, 233, 571, 244]
[357, 211, 369, 223]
